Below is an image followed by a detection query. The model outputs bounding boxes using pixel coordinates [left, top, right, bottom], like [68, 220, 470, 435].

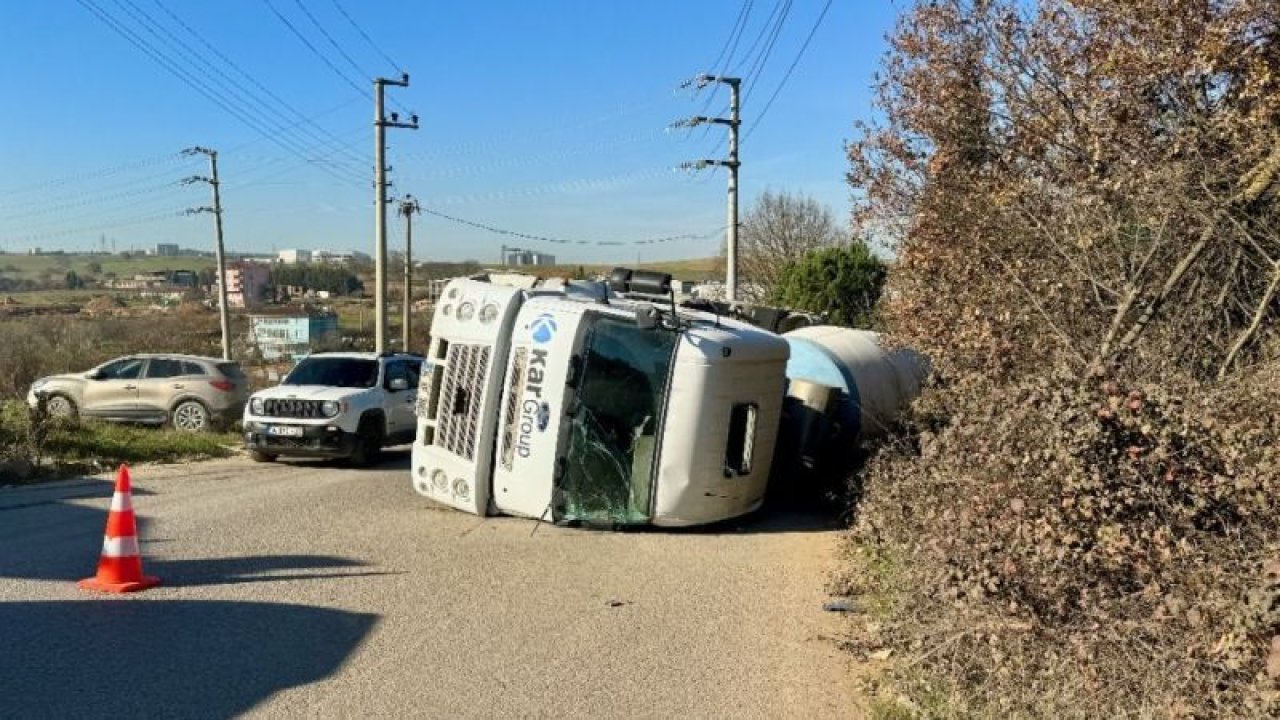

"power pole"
[400, 194, 420, 351]
[182, 146, 232, 361]
[374, 74, 418, 354]
[674, 74, 742, 302]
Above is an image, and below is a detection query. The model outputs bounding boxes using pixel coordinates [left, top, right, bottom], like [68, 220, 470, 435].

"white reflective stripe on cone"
[109, 492, 133, 512]
[100, 535, 141, 558]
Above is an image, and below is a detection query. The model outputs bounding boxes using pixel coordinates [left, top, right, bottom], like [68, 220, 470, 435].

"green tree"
[769, 243, 886, 328]
[737, 190, 843, 302]
[64, 270, 83, 290]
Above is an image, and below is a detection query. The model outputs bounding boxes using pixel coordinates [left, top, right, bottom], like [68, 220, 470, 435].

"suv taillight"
[209, 379, 235, 392]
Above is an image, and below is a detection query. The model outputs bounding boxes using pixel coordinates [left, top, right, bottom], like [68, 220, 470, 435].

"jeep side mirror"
[389, 377, 409, 391]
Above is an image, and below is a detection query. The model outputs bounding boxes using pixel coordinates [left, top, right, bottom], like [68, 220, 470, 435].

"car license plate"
[268, 425, 304, 437]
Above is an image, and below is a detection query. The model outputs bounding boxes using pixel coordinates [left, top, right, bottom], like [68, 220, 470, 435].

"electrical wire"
[745, 0, 832, 139]
[113, 0, 366, 177]
[741, 0, 793, 105]
[291, 0, 372, 80]
[329, 0, 404, 75]
[419, 207, 723, 247]
[150, 0, 368, 165]
[261, 0, 372, 100]
[77, 0, 367, 187]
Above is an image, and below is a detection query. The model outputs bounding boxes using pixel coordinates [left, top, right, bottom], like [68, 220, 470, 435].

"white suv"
[242, 352, 424, 465]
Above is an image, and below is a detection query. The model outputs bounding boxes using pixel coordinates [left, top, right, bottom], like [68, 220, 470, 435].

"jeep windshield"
[283, 357, 379, 388]
[555, 314, 677, 526]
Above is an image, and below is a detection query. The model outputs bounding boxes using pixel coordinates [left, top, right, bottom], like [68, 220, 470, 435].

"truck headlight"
[322, 400, 341, 417]
[453, 477, 470, 500]
[479, 303, 498, 324]
[457, 302, 475, 321]
[250, 397, 264, 415]
[431, 469, 448, 493]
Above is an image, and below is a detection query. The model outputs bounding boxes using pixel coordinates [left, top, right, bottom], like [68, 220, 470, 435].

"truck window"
[557, 315, 677, 525]
[724, 403, 758, 477]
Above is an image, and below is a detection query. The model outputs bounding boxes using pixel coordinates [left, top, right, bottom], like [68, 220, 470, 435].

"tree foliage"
[770, 243, 886, 328]
[843, 1, 1280, 716]
[737, 190, 843, 302]
[269, 263, 363, 296]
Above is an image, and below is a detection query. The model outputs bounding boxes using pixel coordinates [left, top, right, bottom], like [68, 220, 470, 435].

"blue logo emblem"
[530, 314, 557, 344]
[536, 402, 551, 431]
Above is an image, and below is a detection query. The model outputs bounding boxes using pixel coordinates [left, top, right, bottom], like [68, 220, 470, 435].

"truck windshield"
[556, 315, 677, 525]
[284, 358, 379, 388]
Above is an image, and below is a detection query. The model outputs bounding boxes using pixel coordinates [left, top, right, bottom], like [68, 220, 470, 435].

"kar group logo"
[530, 313, 557, 344]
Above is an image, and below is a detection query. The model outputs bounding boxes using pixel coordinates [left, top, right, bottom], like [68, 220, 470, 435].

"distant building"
[313, 249, 370, 264]
[215, 262, 271, 309]
[248, 313, 340, 360]
[155, 243, 180, 256]
[278, 248, 311, 264]
[500, 246, 555, 267]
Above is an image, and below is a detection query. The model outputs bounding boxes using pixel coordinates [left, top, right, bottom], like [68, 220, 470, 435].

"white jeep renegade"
[243, 352, 424, 465]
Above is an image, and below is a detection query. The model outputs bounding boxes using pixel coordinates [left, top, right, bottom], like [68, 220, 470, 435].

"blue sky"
[0, 1, 899, 263]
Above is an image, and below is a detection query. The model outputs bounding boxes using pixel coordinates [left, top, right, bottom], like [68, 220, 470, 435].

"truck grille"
[436, 344, 491, 461]
[263, 398, 325, 418]
[499, 347, 529, 470]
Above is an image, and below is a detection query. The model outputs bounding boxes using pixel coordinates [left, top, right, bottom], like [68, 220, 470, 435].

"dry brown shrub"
[844, 366, 1280, 717]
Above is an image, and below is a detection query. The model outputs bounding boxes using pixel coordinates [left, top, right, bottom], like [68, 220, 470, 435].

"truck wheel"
[349, 418, 383, 467]
[249, 450, 277, 463]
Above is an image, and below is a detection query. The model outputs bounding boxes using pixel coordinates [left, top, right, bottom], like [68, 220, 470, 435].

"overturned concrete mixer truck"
[410, 268, 927, 527]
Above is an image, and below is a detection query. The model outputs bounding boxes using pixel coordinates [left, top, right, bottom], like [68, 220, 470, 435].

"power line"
[741, 0, 793, 104]
[329, 0, 404, 74]
[693, 1, 754, 143]
[150, 0, 368, 165]
[420, 207, 723, 247]
[0, 151, 186, 198]
[77, 0, 367, 187]
[112, 0, 362, 173]
[291, 0, 372, 80]
[262, 0, 371, 100]
[746, 0, 832, 139]
[731, 0, 786, 75]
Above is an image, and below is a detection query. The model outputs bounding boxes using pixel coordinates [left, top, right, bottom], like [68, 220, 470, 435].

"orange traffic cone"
[78, 464, 160, 593]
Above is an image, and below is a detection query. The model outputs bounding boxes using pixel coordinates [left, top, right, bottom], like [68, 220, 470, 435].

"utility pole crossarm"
[373, 73, 418, 354]
[182, 145, 232, 361]
[675, 74, 742, 302]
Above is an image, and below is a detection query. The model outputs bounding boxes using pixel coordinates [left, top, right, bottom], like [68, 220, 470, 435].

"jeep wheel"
[349, 418, 383, 467]
[172, 400, 211, 432]
[249, 450, 277, 463]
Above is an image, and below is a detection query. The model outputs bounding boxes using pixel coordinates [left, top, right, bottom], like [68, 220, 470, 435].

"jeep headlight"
[250, 397, 264, 415]
[322, 400, 341, 417]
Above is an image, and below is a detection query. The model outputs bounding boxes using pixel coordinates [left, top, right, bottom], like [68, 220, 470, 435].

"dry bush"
[843, 366, 1280, 717]
[0, 314, 225, 400]
[843, 1, 1280, 715]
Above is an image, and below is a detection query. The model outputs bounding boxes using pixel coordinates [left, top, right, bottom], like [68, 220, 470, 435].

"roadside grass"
[0, 400, 238, 483]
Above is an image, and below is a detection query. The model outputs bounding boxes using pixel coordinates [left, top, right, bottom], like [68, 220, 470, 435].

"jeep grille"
[263, 398, 325, 419]
[435, 343, 491, 461]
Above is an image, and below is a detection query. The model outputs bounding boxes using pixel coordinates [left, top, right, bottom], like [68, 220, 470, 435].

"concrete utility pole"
[675, 74, 742, 302]
[374, 74, 418, 354]
[182, 146, 232, 361]
[399, 194, 420, 351]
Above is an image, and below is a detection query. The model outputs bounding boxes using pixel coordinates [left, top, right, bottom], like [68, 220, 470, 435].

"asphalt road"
[0, 451, 861, 719]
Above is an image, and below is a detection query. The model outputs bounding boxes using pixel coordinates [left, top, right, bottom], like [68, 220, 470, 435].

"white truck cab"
[412, 276, 788, 527]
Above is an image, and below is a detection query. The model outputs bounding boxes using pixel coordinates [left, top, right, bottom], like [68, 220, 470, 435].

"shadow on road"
[151, 554, 405, 587]
[268, 446, 411, 472]
[0, 600, 378, 717]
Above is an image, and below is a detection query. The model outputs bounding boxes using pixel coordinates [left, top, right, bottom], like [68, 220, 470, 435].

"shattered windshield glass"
[556, 314, 677, 525]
